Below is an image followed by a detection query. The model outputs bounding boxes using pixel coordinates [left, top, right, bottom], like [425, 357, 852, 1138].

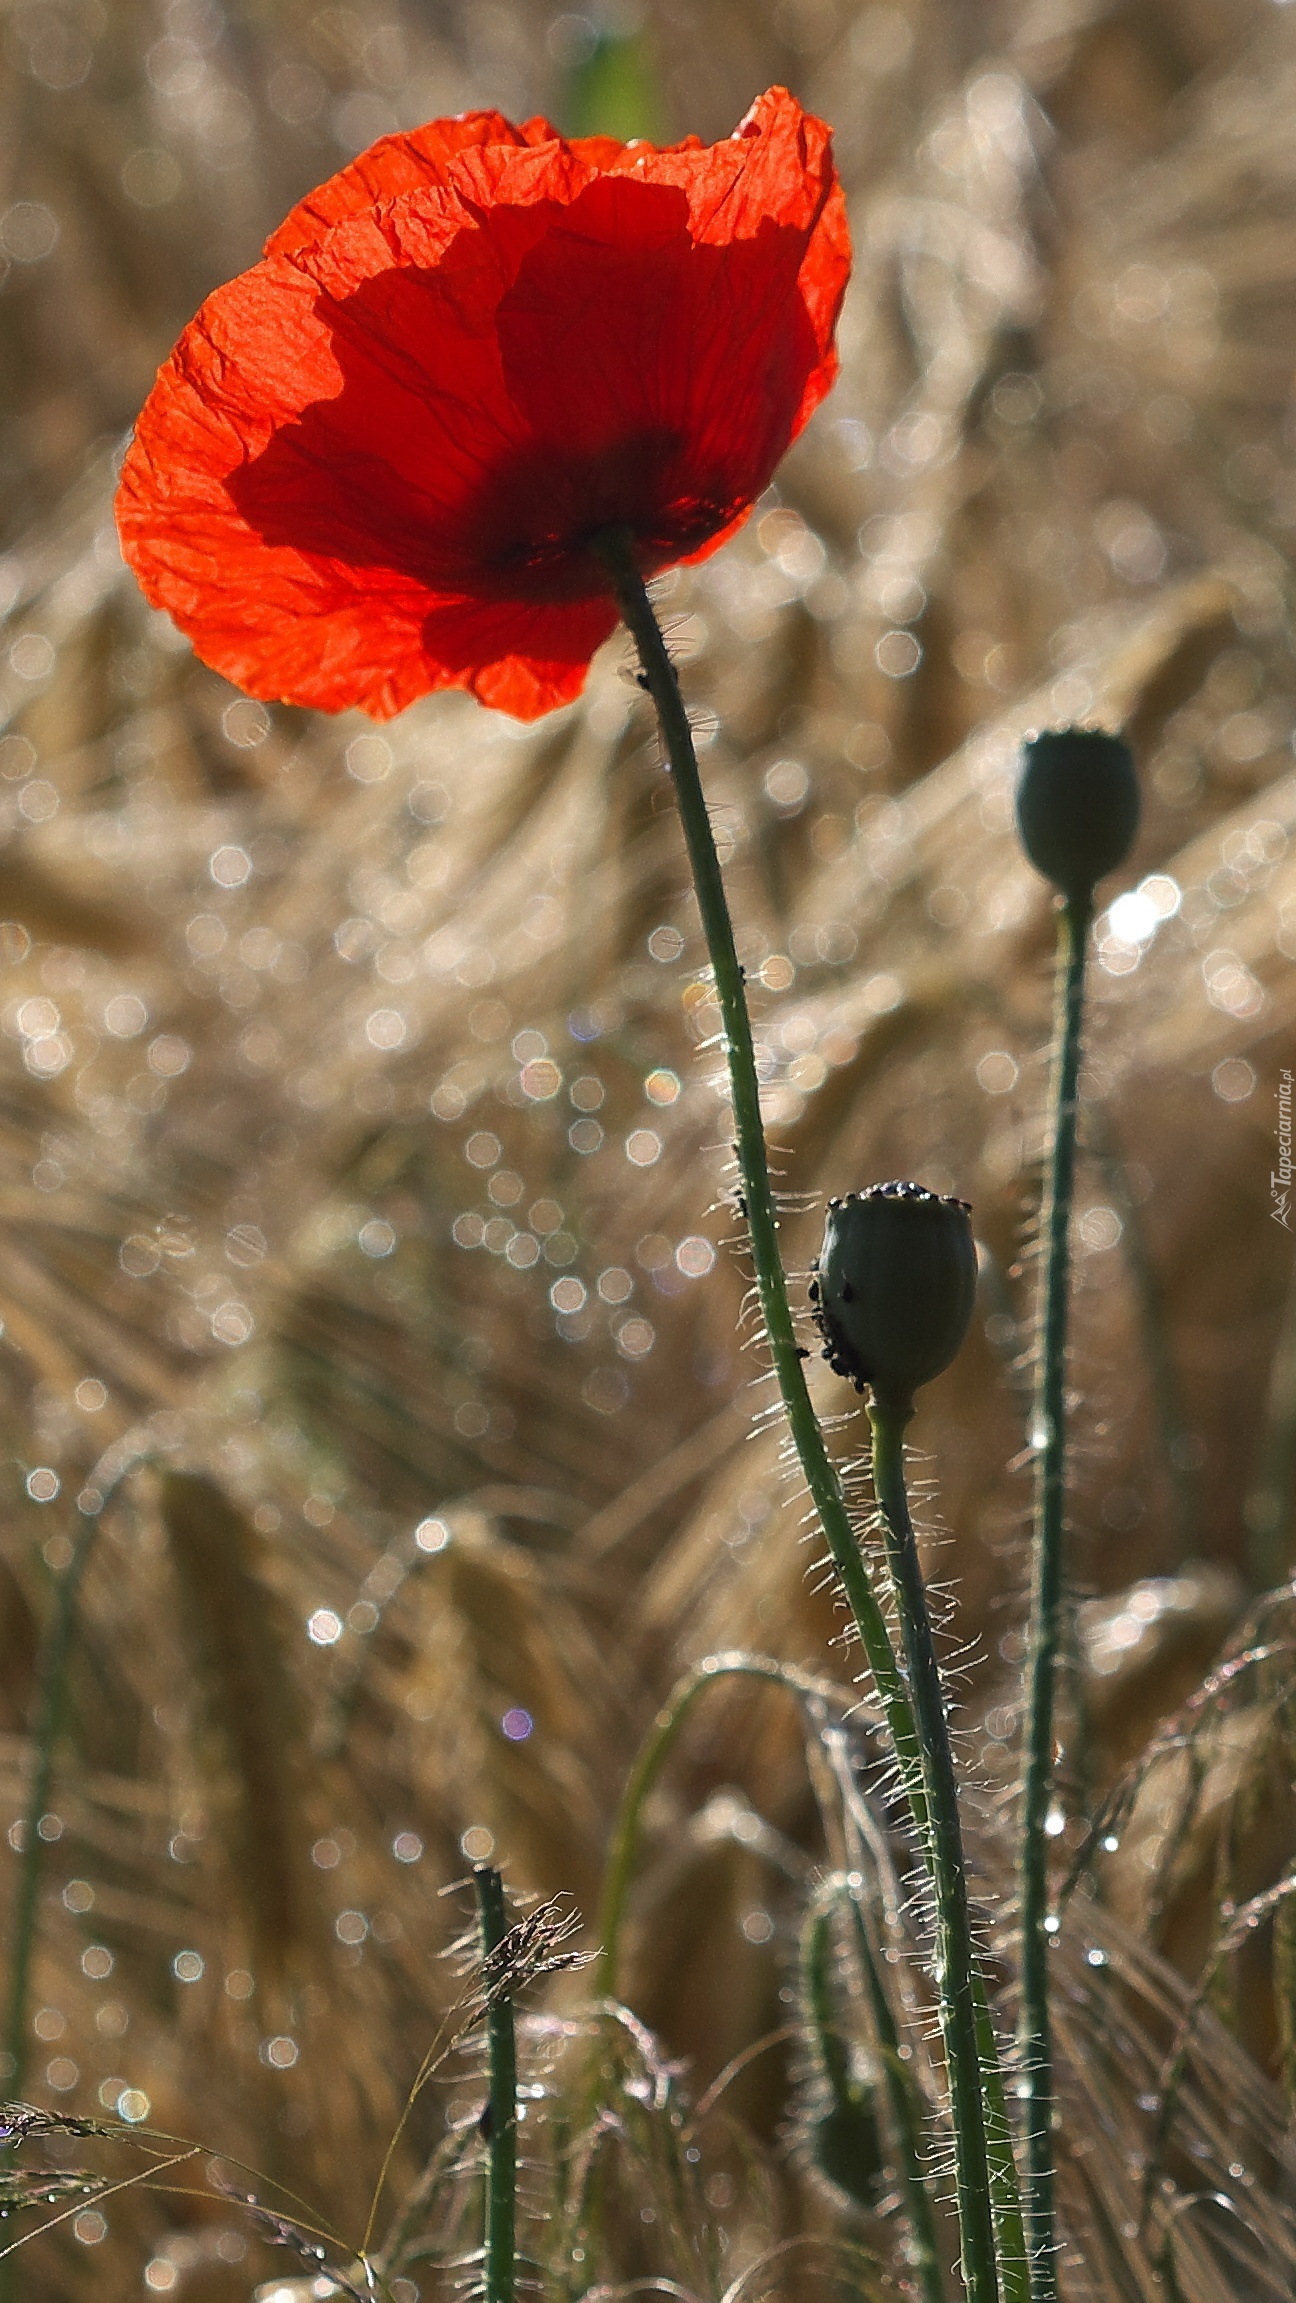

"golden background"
[0, 0, 1294, 2294]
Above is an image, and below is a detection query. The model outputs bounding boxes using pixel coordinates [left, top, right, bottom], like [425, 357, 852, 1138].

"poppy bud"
[1015, 727, 1139, 907]
[810, 1181, 977, 1415]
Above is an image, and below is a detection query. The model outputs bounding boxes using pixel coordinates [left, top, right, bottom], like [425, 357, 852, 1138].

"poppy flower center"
[459, 427, 727, 597]
[229, 368, 708, 607]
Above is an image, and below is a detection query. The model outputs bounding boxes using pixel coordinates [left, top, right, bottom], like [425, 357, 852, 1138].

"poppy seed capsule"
[812, 1181, 977, 1415]
[1015, 727, 1140, 906]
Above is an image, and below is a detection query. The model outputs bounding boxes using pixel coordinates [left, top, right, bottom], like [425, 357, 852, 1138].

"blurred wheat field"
[1, 0, 1296, 2295]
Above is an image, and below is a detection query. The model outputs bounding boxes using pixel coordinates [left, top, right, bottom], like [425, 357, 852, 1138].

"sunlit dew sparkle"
[1108, 892, 1157, 944]
[1100, 874, 1181, 965]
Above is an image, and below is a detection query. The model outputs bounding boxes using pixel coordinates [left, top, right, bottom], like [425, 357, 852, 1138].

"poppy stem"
[474, 1864, 518, 2303]
[594, 531, 925, 1817]
[868, 1401, 1000, 2303]
[597, 534, 1020, 2303]
[1018, 894, 1090, 2303]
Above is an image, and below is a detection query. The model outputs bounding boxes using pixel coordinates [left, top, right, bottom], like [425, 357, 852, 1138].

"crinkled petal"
[265, 109, 558, 258]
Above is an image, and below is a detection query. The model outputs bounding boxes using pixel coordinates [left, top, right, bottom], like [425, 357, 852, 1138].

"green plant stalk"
[804, 1895, 856, 2107]
[596, 533, 927, 1820]
[1018, 895, 1090, 2302]
[597, 1656, 1027, 2303]
[596, 1652, 837, 2001]
[869, 1403, 999, 2303]
[801, 1894, 890, 2211]
[836, 1884, 947, 2303]
[585, 1657, 811, 2294]
[0, 1516, 97, 2303]
[1244, 1244, 1296, 1588]
[975, 2002, 1028, 2303]
[599, 543, 1026, 2302]
[4, 1516, 97, 2097]
[601, 1665, 949, 2297]
[474, 1864, 518, 2303]
[1093, 1116, 1197, 1561]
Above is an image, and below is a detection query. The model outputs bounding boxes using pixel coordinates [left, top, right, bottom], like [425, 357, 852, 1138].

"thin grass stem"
[1018, 895, 1090, 2301]
[596, 1652, 841, 2002]
[1094, 1117, 1198, 1562]
[4, 1513, 97, 2095]
[803, 1893, 857, 2119]
[474, 1864, 518, 2303]
[835, 1882, 947, 2303]
[0, 1514, 98, 2303]
[868, 1403, 999, 2303]
[1245, 1245, 1296, 1588]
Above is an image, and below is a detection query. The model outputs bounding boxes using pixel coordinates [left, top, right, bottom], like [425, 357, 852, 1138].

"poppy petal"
[117, 89, 851, 722]
[265, 109, 559, 258]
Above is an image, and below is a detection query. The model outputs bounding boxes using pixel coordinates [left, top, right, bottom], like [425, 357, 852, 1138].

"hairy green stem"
[474, 1865, 518, 2303]
[1018, 896, 1089, 2300]
[976, 2000, 1030, 2303]
[596, 1649, 1026, 2296]
[599, 538, 1026, 2303]
[869, 1404, 999, 2303]
[596, 532, 927, 1815]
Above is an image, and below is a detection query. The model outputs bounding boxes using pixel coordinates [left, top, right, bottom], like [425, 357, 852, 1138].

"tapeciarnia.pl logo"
[1273, 1067, 1293, 1230]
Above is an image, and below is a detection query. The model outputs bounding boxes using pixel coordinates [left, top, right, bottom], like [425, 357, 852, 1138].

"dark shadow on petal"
[227, 175, 824, 639]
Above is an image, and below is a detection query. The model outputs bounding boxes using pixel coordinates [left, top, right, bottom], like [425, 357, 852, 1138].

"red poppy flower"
[115, 88, 850, 722]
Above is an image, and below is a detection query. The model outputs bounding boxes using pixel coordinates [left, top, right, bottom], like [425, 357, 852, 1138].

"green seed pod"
[1015, 726, 1140, 906]
[810, 1180, 977, 1415]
